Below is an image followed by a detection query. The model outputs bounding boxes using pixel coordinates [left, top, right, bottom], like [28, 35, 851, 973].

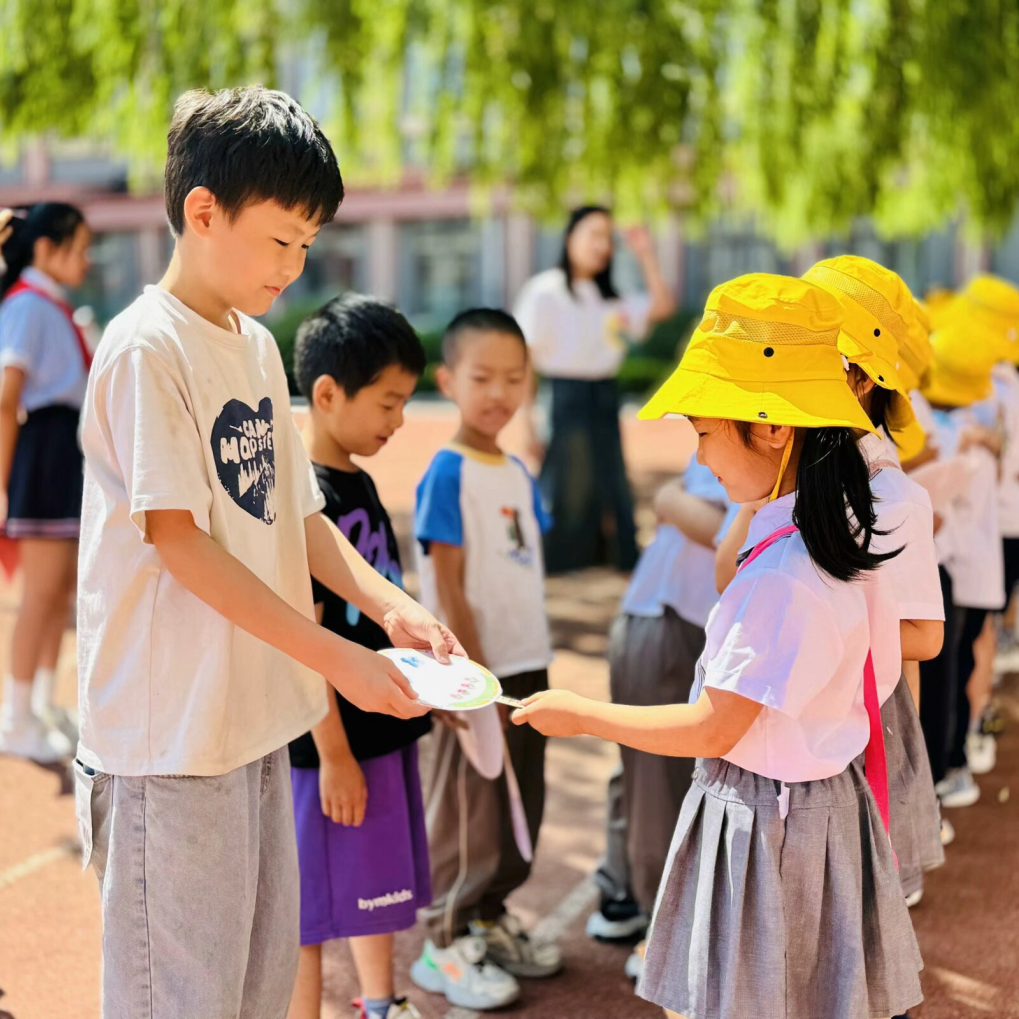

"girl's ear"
[848, 365, 876, 400]
[761, 424, 795, 450]
[436, 364, 453, 399]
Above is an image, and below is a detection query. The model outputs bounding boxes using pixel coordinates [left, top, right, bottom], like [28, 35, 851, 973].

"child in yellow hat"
[513, 273, 923, 1019]
[802, 255, 945, 907]
[918, 316, 1003, 809]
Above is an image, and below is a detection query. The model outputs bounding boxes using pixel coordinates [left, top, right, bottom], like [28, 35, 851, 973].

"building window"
[77, 232, 142, 325]
[397, 219, 485, 325]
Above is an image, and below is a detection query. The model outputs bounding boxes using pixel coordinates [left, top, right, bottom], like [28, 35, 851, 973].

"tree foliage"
[2, 0, 1018, 243]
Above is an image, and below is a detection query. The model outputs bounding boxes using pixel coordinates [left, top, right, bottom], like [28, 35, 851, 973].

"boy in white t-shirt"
[73, 87, 458, 1018]
[411, 310, 559, 1011]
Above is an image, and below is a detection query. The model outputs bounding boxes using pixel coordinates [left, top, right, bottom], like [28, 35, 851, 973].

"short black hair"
[441, 308, 528, 366]
[165, 86, 344, 236]
[294, 293, 426, 399]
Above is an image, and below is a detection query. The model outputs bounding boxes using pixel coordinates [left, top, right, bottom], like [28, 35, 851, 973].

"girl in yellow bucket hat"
[513, 273, 923, 1019]
[802, 255, 946, 908]
[804, 255, 926, 464]
[918, 315, 1004, 810]
[922, 281, 1019, 799]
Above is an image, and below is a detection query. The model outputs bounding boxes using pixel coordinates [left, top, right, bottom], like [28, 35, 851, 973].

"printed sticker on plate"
[379, 649, 503, 711]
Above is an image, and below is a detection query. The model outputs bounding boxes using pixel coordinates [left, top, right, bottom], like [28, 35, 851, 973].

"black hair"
[733, 422, 901, 583]
[293, 293, 425, 400]
[441, 308, 528, 366]
[559, 204, 619, 300]
[1, 203, 87, 299]
[165, 86, 344, 236]
[848, 364, 895, 446]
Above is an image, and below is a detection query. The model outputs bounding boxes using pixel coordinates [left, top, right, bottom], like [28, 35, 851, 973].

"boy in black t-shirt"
[288, 295, 430, 1019]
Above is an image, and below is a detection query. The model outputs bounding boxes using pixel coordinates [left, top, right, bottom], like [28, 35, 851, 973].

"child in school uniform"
[940, 275, 1019, 775]
[919, 320, 1005, 809]
[803, 256, 945, 906]
[411, 309, 559, 1012]
[0, 203, 92, 762]
[286, 295, 432, 1019]
[588, 456, 730, 975]
[514, 273, 923, 1019]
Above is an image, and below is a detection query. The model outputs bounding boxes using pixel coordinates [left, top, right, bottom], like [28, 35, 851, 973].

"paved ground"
[1, 406, 1017, 1018]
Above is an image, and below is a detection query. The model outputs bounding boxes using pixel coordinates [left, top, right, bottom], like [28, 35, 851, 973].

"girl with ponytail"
[0, 202, 92, 763]
[512, 274, 923, 1019]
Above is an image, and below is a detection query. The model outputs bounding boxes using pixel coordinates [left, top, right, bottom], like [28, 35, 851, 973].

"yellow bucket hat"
[953, 274, 1019, 365]
[898, 298, 933, 392]
[921, 318, 996, 408]
[802, 255, 925, 461]
[638, 273, 877, 434]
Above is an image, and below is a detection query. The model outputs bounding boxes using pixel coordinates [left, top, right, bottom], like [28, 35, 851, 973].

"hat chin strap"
[769, 433, 794, 502]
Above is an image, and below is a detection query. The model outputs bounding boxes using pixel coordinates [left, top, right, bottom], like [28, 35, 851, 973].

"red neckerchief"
[3, 278, 93, 371]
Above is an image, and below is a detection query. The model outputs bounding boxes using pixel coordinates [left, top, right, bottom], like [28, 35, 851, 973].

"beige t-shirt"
[76, 286, 328, 776]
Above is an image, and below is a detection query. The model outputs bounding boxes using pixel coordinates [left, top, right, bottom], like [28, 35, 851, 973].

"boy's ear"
[311, 374, 338, 413]
[436, 364, 453, 399]
[182, 186, 217, 237]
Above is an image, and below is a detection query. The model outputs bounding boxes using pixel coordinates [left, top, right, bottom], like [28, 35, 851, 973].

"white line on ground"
[443, 877, 600, 1019]
[0, 843, 77, 892]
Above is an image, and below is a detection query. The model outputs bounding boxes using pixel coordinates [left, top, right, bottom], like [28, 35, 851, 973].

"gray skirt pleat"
[884, 673, 945, 896]
[638, 756, 924, 1019]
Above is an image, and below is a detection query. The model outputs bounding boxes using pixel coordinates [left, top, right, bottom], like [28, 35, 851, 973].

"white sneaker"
[585, 904, 649, 942]
[966, 732, 996, 775]
[359, 999, 422, 1019]
[624, 939, 646, 981]
[410, 936, 520, 1010]
[36, 704, 79, 747]
[936, 767, 980, 808]
[0, 711, 73, 763]
[904, 888, 923, 908]
[470, 915, 563, 978]
[940, 817, 956, 846]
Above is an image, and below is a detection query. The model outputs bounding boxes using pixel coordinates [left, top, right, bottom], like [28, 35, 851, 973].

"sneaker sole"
[940, 787, 981, 808]
[585, 911, 649, 942]
[409, 960, 519, 1011]
[0, 740, 69, 764]
[490, 957, 564, 979]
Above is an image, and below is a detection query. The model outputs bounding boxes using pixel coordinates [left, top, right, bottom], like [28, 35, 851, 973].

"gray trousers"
[594, 611, 703, 913]
[74, 747, 299, 1019]
[420, 669, 548, 946]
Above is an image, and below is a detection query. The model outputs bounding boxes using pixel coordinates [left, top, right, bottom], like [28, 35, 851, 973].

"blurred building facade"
[2, 137, 1018, 328]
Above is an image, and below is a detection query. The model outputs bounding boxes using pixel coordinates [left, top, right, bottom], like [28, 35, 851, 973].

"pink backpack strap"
[737, 522, 896, 859]
[736, 523, 799, 573]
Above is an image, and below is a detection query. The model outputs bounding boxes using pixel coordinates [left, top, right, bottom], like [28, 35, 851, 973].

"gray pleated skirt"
[884, 673, 945, 897]
[639, 756, 924, 1019]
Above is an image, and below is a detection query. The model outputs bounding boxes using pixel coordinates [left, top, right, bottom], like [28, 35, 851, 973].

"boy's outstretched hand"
[511, 689, 590, 738]
[382, 597, 465, 664]
[324, 639, 431, 719]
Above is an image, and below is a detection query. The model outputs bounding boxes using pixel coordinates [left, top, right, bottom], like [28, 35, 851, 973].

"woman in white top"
[514, 274, 922, 1019]
[0, 203, 92, 764]
[514, 206, 674, 572]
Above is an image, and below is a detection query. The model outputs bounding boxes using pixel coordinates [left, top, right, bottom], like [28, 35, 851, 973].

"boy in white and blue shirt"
[411, 309, 559, 1011]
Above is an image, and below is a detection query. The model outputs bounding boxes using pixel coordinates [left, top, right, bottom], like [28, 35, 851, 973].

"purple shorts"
[291, 742, 432, 944]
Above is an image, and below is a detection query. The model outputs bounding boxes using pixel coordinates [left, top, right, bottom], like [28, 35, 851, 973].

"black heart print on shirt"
[211, 397, 277, 525]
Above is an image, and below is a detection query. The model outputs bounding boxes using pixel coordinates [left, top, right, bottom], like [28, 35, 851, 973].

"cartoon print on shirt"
[501, 506, 534, 566]
[212, 397, 276, 524]
[338, 505, 403, 627]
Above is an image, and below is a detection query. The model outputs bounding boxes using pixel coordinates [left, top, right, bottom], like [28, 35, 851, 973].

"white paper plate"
[379, 649, 504, 711]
